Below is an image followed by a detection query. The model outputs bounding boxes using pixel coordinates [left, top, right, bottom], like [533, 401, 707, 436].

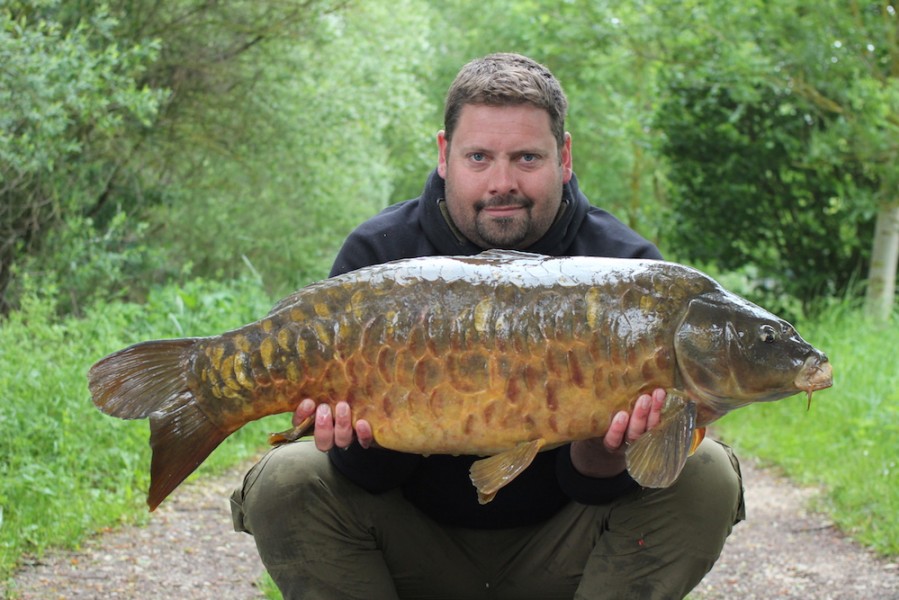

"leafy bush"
[0, 1, 164, 312]
[6, 210, 173, 317]
[655, 82, 875, 315]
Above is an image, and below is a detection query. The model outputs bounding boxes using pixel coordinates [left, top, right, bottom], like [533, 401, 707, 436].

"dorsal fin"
[478, 249, 545, 260]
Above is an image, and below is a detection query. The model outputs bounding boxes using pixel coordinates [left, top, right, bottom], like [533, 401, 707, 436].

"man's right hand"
[294, 398, 374, 451]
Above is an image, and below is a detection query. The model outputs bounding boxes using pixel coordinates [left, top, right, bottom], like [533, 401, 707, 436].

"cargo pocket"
[229, 447, 280, 533]
[230, 486, 248, 533]
[718, 441, 746, 525]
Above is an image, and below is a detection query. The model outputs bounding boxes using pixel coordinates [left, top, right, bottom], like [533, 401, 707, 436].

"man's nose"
[488, 161, 517, 197]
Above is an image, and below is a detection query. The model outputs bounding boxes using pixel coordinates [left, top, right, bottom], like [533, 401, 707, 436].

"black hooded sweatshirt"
[327, 170, 663, 529]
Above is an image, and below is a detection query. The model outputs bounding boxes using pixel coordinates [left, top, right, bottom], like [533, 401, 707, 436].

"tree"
[1, 0, 339, 312]
[653, 0, 898, 318]
[786, 1, 899, 320]
[146, 0, 437, 294]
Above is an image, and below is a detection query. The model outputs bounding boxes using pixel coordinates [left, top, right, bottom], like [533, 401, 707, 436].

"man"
[231, 53, 744, 600]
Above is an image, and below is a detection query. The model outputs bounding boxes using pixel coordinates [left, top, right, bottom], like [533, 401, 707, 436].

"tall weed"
[0, 277, 276, 581]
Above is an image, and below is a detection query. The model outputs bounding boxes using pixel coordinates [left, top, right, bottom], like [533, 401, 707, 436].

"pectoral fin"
[469, 439, 545, 504]
[625, 394, 697, 488]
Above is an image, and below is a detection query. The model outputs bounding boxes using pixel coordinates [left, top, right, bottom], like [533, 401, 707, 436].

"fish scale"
[88, 250, 832, 510]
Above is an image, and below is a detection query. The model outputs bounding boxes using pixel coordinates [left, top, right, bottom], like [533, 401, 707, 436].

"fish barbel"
[88, 250, 833, 510]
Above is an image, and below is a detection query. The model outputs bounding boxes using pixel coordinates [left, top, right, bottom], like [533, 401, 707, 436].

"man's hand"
[294, 399, 374, 451]
[569, 388, 666, 478]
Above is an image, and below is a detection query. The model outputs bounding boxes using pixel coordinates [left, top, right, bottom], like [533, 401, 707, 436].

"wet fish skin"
[88, 250, 832, 510]
[169, 254, 697, 453]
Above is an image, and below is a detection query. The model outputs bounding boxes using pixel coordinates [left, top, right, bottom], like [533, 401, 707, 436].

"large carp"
[88, 250, 832, 510]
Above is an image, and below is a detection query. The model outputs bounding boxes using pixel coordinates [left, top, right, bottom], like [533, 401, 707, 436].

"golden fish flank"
[88, 250, 833, 510]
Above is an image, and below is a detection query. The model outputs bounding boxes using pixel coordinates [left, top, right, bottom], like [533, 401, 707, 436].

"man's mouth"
[478, 196, 532, 218]
[482, 205, 526, 217]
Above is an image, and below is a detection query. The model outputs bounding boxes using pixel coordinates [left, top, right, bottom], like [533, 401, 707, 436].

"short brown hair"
[443, 53, 568, 150]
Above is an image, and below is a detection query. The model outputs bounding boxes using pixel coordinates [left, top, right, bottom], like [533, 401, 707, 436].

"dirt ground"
[7, 455, 899, 599]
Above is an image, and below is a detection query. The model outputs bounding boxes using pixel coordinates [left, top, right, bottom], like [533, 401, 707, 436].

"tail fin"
[88, 339, 199, 418]
[88, 339, 231, 510]
[147, 394, 231, 510]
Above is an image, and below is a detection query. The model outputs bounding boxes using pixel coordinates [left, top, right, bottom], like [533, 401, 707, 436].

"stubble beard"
[473, 194, 535, 249]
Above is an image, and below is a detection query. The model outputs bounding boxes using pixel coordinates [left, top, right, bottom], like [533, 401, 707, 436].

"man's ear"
[561, 132, 573, 183]
[437, 130, 449, 178]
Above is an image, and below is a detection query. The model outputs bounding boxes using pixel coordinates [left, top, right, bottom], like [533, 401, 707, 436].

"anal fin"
[625, 394, 696, 488]
[469, 439, 545, 504]
[268, 415, 314, 445]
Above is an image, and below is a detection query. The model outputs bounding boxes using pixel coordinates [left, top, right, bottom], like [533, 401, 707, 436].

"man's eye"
[470, 153, 486, 162]
[521, 154, 538, 162]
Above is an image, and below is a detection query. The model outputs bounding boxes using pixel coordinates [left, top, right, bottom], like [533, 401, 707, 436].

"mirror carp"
[88, 250, 833, 510]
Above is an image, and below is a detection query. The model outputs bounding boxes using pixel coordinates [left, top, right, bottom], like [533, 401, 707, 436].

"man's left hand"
[569, 388, 666, 478]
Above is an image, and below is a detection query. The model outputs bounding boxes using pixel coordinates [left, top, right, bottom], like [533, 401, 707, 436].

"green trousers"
[231, 439, 744, 600]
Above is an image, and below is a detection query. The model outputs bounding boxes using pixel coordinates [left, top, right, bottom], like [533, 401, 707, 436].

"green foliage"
[649, 0, 898, 314]
[759, 1, 899, 181]
[0, 1, 164, 312]
[260, 571, 282, 599]
[7, 210, 171, 316]
[151, 0, 437, 295]
[0, 277, 276, 582]
[4, 0, 439, 309]
[5, 0, 895, 319]
[714, 303, 899, 555]
[655, 82, 874, 313]
[0, 2, 161, 173]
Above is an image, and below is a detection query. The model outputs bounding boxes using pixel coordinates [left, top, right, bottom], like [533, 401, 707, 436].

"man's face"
[437, 104, 573, 250]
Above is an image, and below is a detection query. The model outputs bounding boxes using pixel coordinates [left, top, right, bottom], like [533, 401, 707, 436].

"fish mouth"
[794, 355, 833, 408]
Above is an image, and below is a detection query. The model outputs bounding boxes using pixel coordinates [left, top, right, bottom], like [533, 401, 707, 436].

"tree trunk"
[865, 201, 899, 321]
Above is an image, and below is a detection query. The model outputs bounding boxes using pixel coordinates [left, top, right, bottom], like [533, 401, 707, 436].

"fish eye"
[759, 324, 777, 343]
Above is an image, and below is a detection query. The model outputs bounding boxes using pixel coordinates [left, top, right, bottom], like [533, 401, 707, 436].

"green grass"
[712, 303, 899, 555]
[259, 571, 282, 599]
[0, 276, 279, 586]
[1, 280, 897, 598]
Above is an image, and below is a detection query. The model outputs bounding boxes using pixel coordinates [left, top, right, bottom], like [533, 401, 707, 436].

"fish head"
[673, 291, 832, 417]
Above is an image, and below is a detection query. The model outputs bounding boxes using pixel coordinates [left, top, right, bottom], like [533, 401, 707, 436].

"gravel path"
[7, 462, 266, 600]
[8, 455, 899, 599]
[691, 459, 899, 599]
